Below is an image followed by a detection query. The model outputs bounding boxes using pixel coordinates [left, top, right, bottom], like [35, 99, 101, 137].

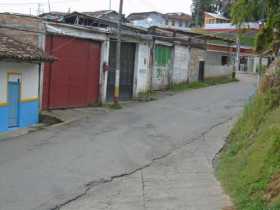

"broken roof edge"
[46, 21, 110, 34]
[64, 11, 148, 33]
[46, 21, 152, 42]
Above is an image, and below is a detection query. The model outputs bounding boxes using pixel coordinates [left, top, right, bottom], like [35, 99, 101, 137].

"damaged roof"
[82, 10, 117, 18]
[127, 11, 164, 21]
[0, 33, 54, 62]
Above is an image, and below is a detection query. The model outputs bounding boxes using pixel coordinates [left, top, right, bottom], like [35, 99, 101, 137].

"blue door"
[8, 81, 20, 128]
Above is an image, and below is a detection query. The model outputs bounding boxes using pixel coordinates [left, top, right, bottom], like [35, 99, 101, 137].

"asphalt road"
[0, 74, 256, 210]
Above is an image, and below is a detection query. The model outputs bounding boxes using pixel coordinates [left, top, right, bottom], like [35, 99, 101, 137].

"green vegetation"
[106, 103, 123, 110]
[135, 91, 158, 102]
[207, 32, 256, 48]
[240, 34, 256, 47]
[231, 0, 280, 53]
[192, 0, 233, 26]
[217, 87, 280, 210]
[169, 76, 238, 92]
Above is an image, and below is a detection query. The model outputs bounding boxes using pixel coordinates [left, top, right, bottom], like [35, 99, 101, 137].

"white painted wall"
[253, 57, 269, 73]
[205, 64, 233, 78]
[173, 45, 190, 83]
[134, 43, 150, 95]
[46, 24, 107, 42]
[0, 68, 7, 103]
[101, 39, 110, 103]
[205, 51, 233, 78]
[0, 62, 39, 103]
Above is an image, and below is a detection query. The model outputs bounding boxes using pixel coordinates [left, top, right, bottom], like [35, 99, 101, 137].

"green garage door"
[153, 45, 173, 90]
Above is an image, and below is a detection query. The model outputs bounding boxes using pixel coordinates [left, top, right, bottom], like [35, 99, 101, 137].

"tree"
[192, 0, 234, 26]
[231, 0, 280, 54]
[192, 0, 218, 26]
[216, 0, 234, 18]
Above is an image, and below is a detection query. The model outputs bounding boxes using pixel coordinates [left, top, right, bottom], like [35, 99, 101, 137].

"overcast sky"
[0, 0, 193, 16]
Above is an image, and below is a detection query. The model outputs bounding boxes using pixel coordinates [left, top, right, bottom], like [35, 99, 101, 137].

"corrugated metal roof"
[82, 10, 116, 18]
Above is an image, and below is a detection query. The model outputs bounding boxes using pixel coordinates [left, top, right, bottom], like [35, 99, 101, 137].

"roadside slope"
[217, 74, 280, 209]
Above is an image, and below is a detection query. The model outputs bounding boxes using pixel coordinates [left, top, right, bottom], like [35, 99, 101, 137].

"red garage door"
[43, 35, 101, 110]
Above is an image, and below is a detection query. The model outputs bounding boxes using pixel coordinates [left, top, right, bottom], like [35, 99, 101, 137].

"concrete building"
[127, 12, 166, 29]
[202, 12, 262, 73]
[127, 12, 192, 30]
[42, 22, 109, 109]
[165, 13, 192, 29]
[55, 12, 152, 102]
[148, 27, 233, 89]
[0, 12, 235, 113]
[0, 33, 52, 132]
[205, 44, 234, 78]
[204, 12, 229, 25]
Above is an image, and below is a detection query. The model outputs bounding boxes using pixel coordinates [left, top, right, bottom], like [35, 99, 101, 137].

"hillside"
[217, 59, 280, 210]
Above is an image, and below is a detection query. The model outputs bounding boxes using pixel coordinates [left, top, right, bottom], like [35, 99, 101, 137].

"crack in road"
[50, 116, 235, 210]
[140, 170, 146, 210]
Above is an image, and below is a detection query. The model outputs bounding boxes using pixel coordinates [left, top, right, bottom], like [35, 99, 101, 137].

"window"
[165, 19, 169, 25]
[222, 56, 228, 66]
[155, 46, 172, 66]
[172, 20, 175, 26]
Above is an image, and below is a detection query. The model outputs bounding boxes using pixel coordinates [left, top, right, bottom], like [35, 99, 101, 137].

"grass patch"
[217, 88, 280, 210]
[135, 91, 158, 102]
[104, 103, 123, 110]
[169, 76, 238, 92]
[169, 81, 209, 92]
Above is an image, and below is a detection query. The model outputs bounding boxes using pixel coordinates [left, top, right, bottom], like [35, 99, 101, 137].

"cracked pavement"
[0, 75, 256, 210]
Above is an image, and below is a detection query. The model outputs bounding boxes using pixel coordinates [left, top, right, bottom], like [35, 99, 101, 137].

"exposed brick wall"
[0, 14, 44, 48]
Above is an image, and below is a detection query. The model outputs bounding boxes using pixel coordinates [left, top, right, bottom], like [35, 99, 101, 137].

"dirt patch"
[264, 172, 280, 203]
[39, 113, 63, 126]
[222, 206, 236, 210]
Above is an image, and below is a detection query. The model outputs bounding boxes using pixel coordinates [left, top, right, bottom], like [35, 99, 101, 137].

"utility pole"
[37, 3, 41, 15]
[47, 0, 51, 12]
[114, 0, 123, 104]
[234, 30, 241, 78]
[109, 0, 112, 10]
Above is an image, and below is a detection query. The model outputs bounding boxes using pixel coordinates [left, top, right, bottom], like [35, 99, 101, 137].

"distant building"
[127, 11, 192, 29]
[203, 12, 260, 32]
[165, 13, 192, 29]
[204, 12, 229, 25]
[39, 11, 67, 21]
[127, 11, 166, 28]
[204, 22, 260, 32]
[40, 10, 125, 23]
[82, 10, 125, 22]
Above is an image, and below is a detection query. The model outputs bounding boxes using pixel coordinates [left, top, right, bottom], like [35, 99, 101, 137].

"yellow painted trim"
[0, 102, 8, 107]
[21, 97, 39, 103]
